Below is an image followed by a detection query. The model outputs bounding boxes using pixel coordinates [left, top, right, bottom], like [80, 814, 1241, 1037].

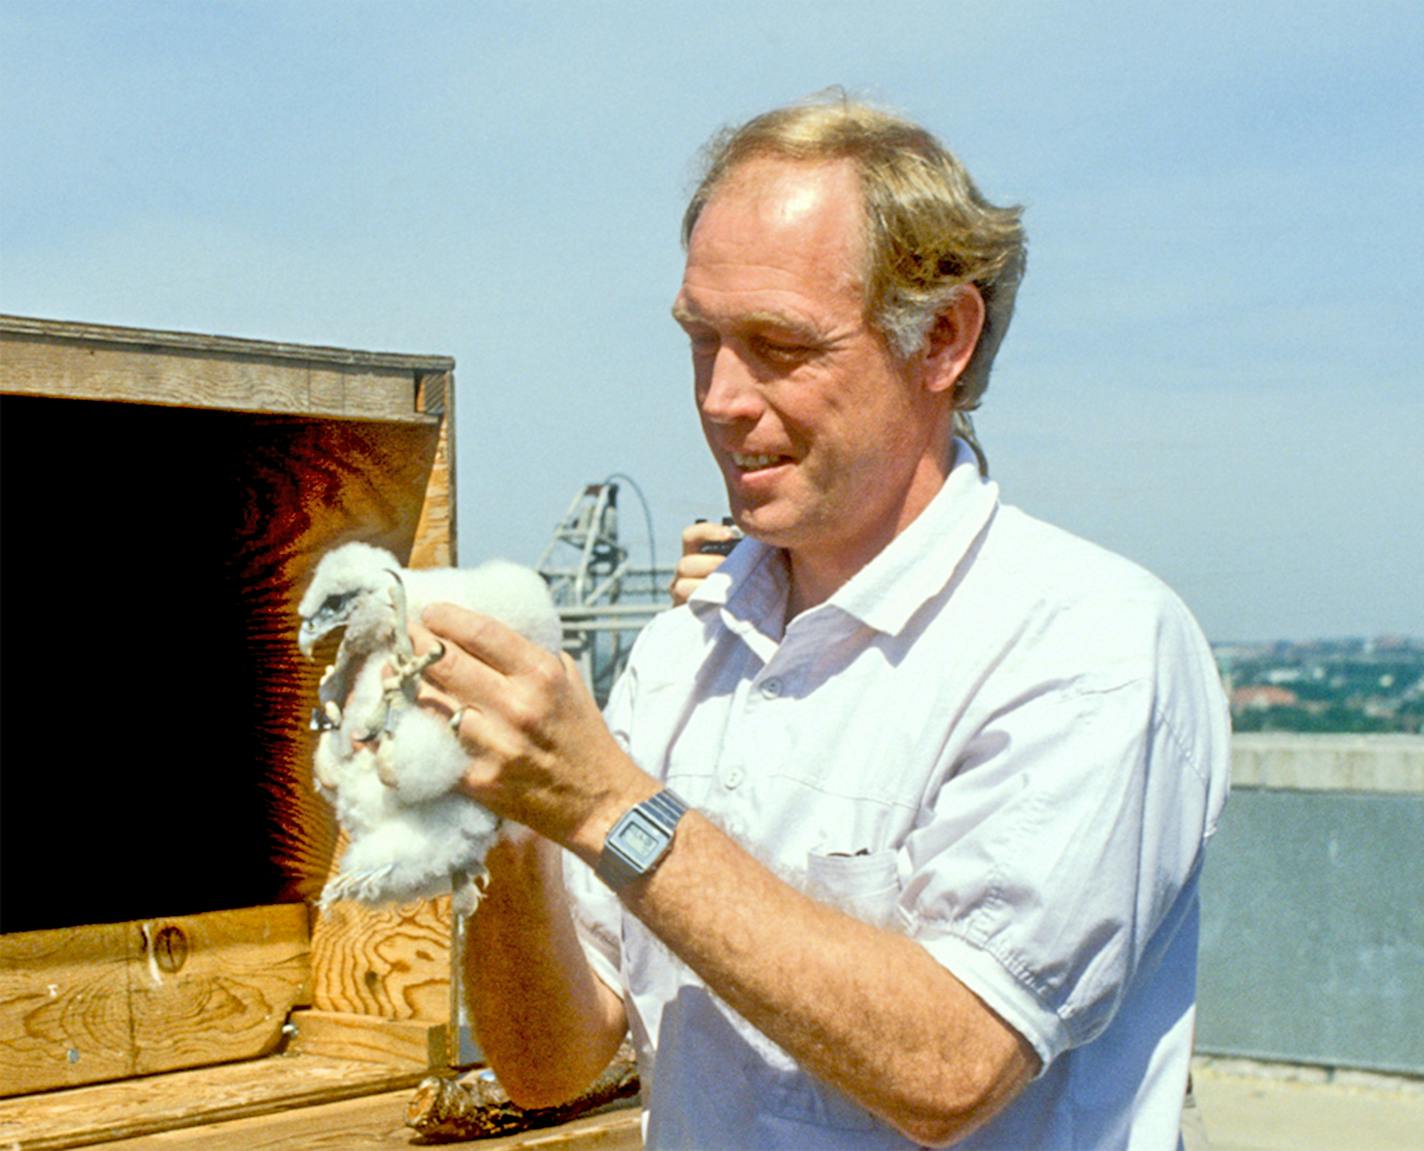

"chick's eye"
[322, 591, 356, 614]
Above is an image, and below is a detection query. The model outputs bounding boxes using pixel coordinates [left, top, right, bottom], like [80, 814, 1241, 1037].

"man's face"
[673, 159, 953, 588]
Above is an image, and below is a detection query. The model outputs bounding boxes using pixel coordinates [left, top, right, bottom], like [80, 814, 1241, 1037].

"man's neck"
[785, 545, 876, 620]
[782, 446, 957, 621]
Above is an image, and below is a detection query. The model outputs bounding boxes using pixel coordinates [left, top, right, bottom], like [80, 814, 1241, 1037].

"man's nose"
[698, 345, 762, 424]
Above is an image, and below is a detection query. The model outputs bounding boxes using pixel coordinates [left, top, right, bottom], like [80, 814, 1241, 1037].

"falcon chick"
[298, 542, 563, 913]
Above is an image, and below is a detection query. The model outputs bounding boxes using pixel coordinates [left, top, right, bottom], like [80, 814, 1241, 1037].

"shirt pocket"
[805, 848, 902, 930]
[751, 1062, 880, 1133]
[732, 850, 901, 1135]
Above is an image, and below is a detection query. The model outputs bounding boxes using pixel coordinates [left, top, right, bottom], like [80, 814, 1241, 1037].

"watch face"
[619, 815, 662, 863]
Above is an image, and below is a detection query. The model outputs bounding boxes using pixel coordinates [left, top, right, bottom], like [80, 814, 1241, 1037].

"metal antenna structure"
[537, 480, 673, 706]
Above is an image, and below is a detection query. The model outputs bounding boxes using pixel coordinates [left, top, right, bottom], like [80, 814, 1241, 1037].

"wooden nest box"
[0, 315, 478, 1146]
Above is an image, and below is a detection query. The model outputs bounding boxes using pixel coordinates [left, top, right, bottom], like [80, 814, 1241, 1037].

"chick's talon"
[406, 641, 446, 678]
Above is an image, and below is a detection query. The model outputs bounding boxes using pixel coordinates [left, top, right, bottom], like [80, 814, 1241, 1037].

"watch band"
[596, 789, 688, 890]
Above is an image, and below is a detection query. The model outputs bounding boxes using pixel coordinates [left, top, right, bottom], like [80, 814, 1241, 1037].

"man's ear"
[921, 284, 986, 397]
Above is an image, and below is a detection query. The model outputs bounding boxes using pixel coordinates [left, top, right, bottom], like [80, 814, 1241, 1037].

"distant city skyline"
[3, 2, 1420, 642]
[1211, 634, 1424, 734]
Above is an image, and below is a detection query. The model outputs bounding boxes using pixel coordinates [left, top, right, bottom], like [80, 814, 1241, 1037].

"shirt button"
[723, 766, 745, 789]
[760, 676, 783, 698]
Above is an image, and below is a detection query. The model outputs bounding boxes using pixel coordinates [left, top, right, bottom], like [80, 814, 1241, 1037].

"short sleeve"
[899, 592, 1229, 1069]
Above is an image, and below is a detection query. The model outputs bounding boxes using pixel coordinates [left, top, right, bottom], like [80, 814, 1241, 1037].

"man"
[412, 95, 1230, 1148]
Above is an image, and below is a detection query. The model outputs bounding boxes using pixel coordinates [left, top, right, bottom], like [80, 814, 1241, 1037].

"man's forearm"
[595, 811, 1037, 1147]
[466, 833, 626, 1109]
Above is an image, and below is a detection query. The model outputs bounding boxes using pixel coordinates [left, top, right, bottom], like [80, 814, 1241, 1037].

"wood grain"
[0, 1052, 431, 1150]
[94, 1094, 642, 1150]
[0, 906, 309, 1098]
[284, 1009, 447, 1069]
[0, 922, 133, 1095]
[0, 333, 431, 421]
[410, 371, 457, 567]
[224, 415, 445, 904]
[128, 905, 312, 1076]
[310, 897, 453, 1021]
[0, 314, 453, 372]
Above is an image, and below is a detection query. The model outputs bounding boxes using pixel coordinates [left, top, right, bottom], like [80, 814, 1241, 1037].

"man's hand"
[401, 607, 634, 1110]
[411, 605, 658, 858]
[668, 520, 740, 607]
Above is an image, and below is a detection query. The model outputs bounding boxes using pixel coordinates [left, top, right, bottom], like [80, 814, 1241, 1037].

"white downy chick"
[298, 542, 562, 913]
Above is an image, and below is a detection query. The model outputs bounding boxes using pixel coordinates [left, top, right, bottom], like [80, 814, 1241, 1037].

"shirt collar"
[688, 534, 788, 658]
[689, 440, 999, 640]
[828, 442, 999, 635]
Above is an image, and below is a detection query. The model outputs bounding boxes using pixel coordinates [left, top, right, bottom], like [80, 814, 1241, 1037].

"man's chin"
[728, 508, 794, 548]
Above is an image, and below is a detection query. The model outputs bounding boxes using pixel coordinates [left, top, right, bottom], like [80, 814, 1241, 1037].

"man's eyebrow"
[670, 302, 702, 327]
[670, 304, 826, 341]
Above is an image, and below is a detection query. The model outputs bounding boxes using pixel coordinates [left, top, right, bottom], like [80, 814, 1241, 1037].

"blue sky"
[3, 2, 1420, 641]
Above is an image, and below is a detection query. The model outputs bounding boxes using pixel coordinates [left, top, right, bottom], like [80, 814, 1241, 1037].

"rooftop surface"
[1193, 1060, 1424, 1151]
[82, 1063, 1424, 1148]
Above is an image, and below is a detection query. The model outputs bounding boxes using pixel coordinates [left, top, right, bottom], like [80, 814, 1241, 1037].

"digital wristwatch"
[596, 790, 689, 890]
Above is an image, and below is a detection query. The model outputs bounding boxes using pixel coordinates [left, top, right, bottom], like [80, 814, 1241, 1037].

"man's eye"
[755, 338, 811, 363]
[687, 333, 719, 357]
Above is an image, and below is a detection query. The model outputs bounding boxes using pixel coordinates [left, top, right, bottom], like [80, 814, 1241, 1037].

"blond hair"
[683, 92, 1026, 470]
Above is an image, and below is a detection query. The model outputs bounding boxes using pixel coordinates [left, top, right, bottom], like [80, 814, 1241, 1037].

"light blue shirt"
[568, 444, 1230, 1149]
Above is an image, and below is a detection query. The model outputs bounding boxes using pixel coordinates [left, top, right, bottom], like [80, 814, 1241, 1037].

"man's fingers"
[410, 675, 465, 721]
[669, 551, 729, 606]
[419, 603, 547, 676]
[680, 520, 739, 556]
[410, 614, 573, 754]
[408, 617, 509, 704]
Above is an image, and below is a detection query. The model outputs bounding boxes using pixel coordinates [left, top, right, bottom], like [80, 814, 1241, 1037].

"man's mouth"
[732, 452, 787, 471]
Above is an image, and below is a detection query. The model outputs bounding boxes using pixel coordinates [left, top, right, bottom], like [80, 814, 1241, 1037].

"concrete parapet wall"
[1231, 733, 1424, 793]
[1199, 734, 1424, 1074]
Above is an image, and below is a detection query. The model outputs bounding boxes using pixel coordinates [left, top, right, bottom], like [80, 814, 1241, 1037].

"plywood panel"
[129, 905, 312, 1076]
[223, 414, 446, 906]
[97, 1095, 643, 1151]
[0, 316, 453, 426]
[0, 922, 132, 1095]
[0, 906, 309, 1098]
[285, 1009, 447, 1069]
[310, 897, 453, 1022]
[0, 335, 427, 420]
[0, 315, 453, 374]
[410, 371, 457, 568]
[0, 1052, 428, 1150]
